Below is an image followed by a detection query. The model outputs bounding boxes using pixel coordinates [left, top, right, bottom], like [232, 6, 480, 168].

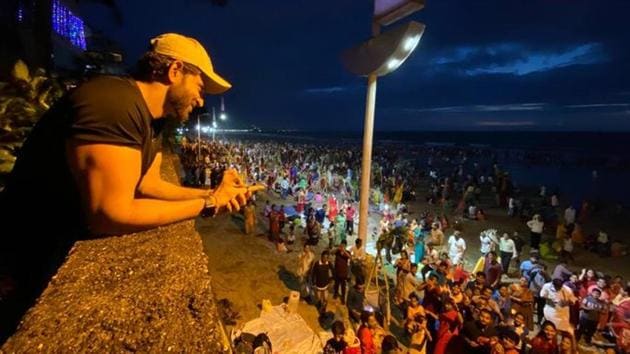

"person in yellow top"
[243, 200, 256, 235]
[393, 182, 404, 206]
[406, 292, 427, 332]
[555, 223, 567, 240]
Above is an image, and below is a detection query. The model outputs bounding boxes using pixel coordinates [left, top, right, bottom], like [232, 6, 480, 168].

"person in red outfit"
[433, 299, 462, 354]
[357, 311, 378, 354]
[529, 321, 558, 354]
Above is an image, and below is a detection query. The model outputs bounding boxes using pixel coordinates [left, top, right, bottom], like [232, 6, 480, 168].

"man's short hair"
[132, 51, 200, 83]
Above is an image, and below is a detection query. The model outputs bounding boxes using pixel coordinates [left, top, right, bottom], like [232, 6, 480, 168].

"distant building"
[0, 0, 123, 78]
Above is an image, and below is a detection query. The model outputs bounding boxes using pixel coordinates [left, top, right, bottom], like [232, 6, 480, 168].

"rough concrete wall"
[1, 154, 228, 353]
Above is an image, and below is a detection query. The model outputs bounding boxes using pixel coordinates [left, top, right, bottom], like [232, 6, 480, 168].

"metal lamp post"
[211, 97, 228, 142]
[341, 0, 426, 249]
[220, 96, 227, 121]
[211, 107, 217, 142]
[197, 113, 202, 160]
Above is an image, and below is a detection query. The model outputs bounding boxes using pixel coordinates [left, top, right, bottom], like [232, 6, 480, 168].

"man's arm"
[67, 142, 205, 235]
[137, 152, 209, 200]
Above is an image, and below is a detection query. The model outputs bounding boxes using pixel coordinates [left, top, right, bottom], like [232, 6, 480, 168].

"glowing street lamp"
[220, 96, 227, 120]
[341, 0, 425, 254]
[341, 21, 425, 77]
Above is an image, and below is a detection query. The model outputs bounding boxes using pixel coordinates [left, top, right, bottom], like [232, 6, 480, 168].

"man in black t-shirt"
[0, 33, 262, 340]
[462, 309, 499, 354]
[311, 251, 333, 313]
[333, 240, 351, 304]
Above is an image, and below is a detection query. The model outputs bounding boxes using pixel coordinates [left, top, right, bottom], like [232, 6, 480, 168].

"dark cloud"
[80, 0, 630, 131]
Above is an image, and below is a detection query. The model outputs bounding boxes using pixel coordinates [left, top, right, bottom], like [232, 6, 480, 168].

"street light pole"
[197, 113, 201, 161]
[342, 2, 425, 249]
[212, 106, 216, 142]
[357, 23, 381, 248]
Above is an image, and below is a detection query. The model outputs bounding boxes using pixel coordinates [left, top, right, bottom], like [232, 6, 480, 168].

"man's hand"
[212, 169, 264, 213]
[477, 336, 491, 345]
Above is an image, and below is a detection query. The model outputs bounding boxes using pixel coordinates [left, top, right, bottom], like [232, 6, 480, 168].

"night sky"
[80, 0, 630, 131]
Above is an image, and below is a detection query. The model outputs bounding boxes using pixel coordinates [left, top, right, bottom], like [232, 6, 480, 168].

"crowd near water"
[179, 136, 629, 354]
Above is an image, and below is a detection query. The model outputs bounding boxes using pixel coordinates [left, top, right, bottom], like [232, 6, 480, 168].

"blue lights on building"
[51, 0, 87, 50]
[16, 4, 24, 23]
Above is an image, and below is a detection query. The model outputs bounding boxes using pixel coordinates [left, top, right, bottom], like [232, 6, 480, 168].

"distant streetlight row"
[191, 96, 229, 159]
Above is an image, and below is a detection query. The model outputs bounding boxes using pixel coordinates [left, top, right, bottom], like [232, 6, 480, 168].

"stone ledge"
[1, 154, 227, 353]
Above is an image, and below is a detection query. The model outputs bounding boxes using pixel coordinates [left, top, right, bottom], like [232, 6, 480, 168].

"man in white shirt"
[280, 177, 290, 199]
[350, 238, 366, 282]
[479, 231, 496, 256]
[508, 197, 516, 217]
[499, 233, 518, 275]
[448, 230, 466, 265]
[540, 278, 577, 334]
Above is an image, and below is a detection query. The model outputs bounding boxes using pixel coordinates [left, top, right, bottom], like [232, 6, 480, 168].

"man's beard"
[165, 89, 191, 121]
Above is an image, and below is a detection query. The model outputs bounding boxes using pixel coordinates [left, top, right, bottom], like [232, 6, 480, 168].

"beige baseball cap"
[150, 33, 231, 94]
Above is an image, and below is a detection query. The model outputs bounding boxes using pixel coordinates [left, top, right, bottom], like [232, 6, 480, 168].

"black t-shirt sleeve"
[68, 78, 146, 147]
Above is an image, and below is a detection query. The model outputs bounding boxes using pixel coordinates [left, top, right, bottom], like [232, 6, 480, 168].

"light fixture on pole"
[219, 96, 227, 120]
[341, 0, 425, 256]
[341, 21, 425, 77]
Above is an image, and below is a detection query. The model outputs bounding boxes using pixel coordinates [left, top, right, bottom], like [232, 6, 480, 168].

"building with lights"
[0, 0, 123, 78]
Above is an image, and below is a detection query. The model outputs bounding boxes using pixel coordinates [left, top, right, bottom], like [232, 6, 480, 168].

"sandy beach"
[196, 177, 630, 347]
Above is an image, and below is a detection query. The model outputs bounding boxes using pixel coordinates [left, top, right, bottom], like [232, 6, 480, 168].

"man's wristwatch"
[201, 195, 217, 217]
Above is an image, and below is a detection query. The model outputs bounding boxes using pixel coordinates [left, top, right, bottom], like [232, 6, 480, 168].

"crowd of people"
[178, 136, 629, 354]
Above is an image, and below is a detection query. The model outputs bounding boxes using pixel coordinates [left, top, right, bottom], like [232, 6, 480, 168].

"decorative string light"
[51, 0, 87, 50]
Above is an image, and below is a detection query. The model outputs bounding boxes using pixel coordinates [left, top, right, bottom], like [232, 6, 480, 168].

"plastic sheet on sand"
[239, 305, 323, 353]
